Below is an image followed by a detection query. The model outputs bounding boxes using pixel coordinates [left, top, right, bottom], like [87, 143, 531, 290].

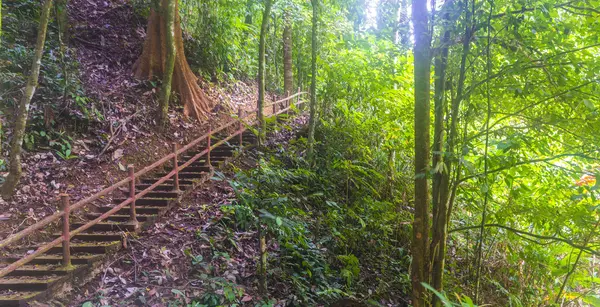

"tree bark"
[158, 0, 176, 126]
[283, 9, 293, 99]
[411, 0, 431, 305]
[133, 0, 212, 119]
[307, 0, 318, 160]
[257, 0, 273, 146]
[431, 2, 455, 304]
[55, 0, 68, 44]
[1, 0, 53, 200]
[0, 0, 4, 45]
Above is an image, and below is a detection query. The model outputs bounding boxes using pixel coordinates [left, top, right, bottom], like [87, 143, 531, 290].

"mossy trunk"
[158, 0, 176, 127]
[411, 0, 431, 305]
[1, 0, 53, 200]
[257, 0, 272, 146]
[307, 0, 318, 160]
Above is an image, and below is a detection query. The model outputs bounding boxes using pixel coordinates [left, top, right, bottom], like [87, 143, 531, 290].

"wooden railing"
[0, 92, 307, 278]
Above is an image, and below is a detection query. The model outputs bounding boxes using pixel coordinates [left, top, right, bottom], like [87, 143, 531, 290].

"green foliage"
[1, 0, 99, 155]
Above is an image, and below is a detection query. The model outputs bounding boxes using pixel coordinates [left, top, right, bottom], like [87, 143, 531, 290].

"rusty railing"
[0, 92, 306, 278]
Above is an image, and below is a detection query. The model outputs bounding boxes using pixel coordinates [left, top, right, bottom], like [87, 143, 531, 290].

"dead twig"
[97, 110, 142, 158]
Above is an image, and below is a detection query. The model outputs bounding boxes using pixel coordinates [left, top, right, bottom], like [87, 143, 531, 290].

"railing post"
[172, 143, 180, 192]
[128, 164, 138, 227]
[207, 125, 212, 166]
[238, 107, 243, 147]
[60, 194, 72, 269]
[272, 102, 276, 116]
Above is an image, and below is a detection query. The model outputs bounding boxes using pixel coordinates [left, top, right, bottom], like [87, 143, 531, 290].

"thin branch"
[449, 223, 600, 256]
[457, 153, 600, 184]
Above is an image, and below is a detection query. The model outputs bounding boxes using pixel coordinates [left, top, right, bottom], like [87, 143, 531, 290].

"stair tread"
[2, 254, 105, 265]
[0, 276, 65, 283]
[0, 290, 44, 300]
[87, 213, 157, 218]
[34, 241, 120, 247]
[0, 264, 85, 272]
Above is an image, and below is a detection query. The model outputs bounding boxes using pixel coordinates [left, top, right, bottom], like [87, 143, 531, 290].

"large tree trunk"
[411, 0, 431, 305]
[1, 0, 53, 200]
[307, 0, 318, 160]
[257, 0, 273, 145]
[283, 9, 293, 98]
[133, 0, 212, 119]
[158, 0, 176, 126]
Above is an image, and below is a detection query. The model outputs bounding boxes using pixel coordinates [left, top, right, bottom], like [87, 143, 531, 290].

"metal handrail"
[0, 94, 307, 278]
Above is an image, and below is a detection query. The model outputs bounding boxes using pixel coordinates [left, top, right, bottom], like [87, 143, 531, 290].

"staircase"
[0, 131, 258, 306]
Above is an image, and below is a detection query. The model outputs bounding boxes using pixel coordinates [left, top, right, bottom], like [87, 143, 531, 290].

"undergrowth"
[210, 115, 414, 305]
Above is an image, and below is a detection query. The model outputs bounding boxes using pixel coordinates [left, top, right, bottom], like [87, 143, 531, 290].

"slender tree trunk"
[158, 0, 176, 126]
[55, 0, 68, 44]
[54, 0, 69, 110]
[307, 0, 318, 160]
[283, 9, 293, 99]
[1, 0, 53, 200]
[398, 0, 410, 48]
[411, 0, 431, 305]
[258, 225, 268, 294]
[431, 2, 455, 304]
[475, 2, 494, 301]
[1, 0, 4, 45]
[257, 0, 273, 146]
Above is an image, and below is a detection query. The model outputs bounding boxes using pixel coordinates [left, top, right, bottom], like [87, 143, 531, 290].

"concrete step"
[71, 222, 139, 232]
[135, 183, 191, 191]
[1, 264, 87, 277]
[140, 178, 194, 185]
[53, 232, 124, 242]
[114, 197, 172, 207]
[86, 213, 157, 223]
[33, 241, 121, 255]
[124, 190, 179, 199]
[0, 290, 45, 307]
[96, 205, 164, 216]
[1, 254, 104, 266]
[156, 172, 207, 180]
[0, 275, 68, 291]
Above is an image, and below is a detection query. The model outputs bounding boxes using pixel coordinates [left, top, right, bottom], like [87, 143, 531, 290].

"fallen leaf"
[113, 148, 124, 161]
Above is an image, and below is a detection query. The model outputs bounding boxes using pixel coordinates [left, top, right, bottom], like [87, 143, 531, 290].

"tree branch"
[457, 153, 600, 184]
[449, 223, 600, 256]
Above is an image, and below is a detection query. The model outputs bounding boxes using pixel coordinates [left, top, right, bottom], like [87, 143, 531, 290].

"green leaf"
[583, 99, 596, 111]
[422, 283, 454, 307]
[82, 302, 94, 307]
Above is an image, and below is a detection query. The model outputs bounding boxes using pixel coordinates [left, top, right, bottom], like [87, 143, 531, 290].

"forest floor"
[39, 115, 307, 307]
[0, 0, 283, 238]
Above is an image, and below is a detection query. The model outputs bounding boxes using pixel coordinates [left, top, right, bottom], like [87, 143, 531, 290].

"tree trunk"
[133, 0, 212, 119]
[307, 0, 318, 160]
[1, 0, 53, 200]
[283, 9, 293, 99]
[431, 2, 454, 304]
[0, 0, 4, 45]
[55, 0, 68, 44]
[258, 225, 268, 294]
[411, 0, 431, 305]
[257, 0, 273, 146]
[158, 0, 176, 126]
